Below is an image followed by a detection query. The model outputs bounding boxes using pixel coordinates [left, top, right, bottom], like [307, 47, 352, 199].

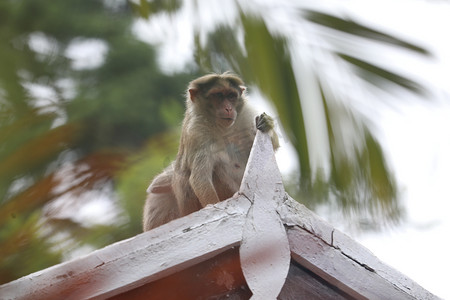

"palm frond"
[303, 10, 431, 55]
[338, 53, 425, 94]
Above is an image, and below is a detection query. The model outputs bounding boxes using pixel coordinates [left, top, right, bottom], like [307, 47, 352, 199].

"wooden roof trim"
[0, 131, 440, 300]
[239, 131, 291, 299]
[0, 196, 250, 300]
[289, 226, 416, 300]
[280, 196, 438, 299]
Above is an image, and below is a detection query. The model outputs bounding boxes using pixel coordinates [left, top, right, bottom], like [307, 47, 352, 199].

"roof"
[0, 131, 440, 300]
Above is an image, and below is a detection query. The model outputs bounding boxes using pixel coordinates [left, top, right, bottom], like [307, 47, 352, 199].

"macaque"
[143, 72, 279, 231]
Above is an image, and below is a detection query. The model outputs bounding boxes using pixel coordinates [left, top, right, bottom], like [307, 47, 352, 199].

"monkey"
[143, 72, 279, 231]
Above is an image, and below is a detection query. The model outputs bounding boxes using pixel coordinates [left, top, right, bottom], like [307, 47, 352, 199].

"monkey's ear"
[188, 88, 198, 102]
[240, 86, 246, 95]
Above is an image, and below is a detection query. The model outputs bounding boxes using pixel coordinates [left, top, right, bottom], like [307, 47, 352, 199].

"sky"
[342, 1, 450, 298]
[132, 0, 450, 298]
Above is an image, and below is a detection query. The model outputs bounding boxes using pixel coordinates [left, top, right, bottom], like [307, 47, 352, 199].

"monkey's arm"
[189, 153, 221, 206]
[256, 112, 280, 150]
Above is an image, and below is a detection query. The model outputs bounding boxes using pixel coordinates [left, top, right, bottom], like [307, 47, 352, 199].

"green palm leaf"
[303, 10, 430, 55]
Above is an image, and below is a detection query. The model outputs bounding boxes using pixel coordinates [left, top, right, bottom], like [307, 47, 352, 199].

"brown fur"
[143, 72, 279, 231]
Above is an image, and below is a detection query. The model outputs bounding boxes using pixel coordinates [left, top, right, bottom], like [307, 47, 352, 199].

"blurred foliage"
[116, 131, 180, 233]
[0, 0, 193, 284]
[134, 0, 430, 229]
[302, 10, 430, 55]
[130, 0, 182, 18]
[0, 0, 432, 285]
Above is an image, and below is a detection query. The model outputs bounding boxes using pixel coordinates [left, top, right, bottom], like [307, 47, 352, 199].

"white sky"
[326, 1, 450, 298]
[134, 0, 450, 297]
[339, 1, 450, 298]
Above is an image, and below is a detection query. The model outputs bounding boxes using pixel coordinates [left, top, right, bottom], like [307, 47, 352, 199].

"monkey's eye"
[208, 92, 225, 102]
[212, 92, 224, 100]
[208, 91, 239, 102]
[225, 92, 238, 101]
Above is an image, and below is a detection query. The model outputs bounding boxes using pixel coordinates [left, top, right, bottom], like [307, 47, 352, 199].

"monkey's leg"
[143, 191, 179, 231]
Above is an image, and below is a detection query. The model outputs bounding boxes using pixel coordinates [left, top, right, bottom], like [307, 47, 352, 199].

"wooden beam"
[282, 197, 440, 300]
[0, 196, 250, 300]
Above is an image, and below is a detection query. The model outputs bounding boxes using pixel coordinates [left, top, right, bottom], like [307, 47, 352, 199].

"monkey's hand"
[256, 112, 275, 132]
[256, 112, 280, 150]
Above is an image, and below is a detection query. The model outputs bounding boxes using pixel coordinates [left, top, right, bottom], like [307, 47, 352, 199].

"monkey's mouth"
[219, 118, 235, 127]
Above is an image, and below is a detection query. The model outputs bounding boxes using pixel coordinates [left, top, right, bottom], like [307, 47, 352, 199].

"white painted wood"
[239, 131, 285, 203]
[331, 228, 438, 300]
[280, 196, 441, 300]
[289, 227, 413, 299]
[239, 131, 290, 299]
[0, 195, 251, 300]
[0, 130, 440, 300]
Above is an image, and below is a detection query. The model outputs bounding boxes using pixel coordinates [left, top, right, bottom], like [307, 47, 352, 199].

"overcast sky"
[345, 1, 450, 298]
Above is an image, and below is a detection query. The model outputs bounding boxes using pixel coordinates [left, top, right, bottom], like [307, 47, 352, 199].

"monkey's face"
[206, 86, 241, 128]
[188, 78, 245, 129]
[189, 80, 245, 128]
